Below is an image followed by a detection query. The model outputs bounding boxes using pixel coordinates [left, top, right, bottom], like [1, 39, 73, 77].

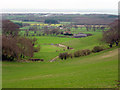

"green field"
[11, 20, 44, 24]
[31, 31, 107, 61]
[2, 20, 118, 88]
[31, 36, 76, 61]
[33, 44, 65, 61]
[2, 47, 118, 88]
[11, 20, 71, 25]
[18, 30, 109, 61]
[2, 30, 119, 88]
[18, 22, 106, 61]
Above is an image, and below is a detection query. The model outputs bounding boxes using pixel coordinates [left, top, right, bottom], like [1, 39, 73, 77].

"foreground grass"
[2, 47, 118, 88]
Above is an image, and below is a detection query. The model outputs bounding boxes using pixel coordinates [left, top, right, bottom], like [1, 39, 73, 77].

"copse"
[17, 37, 35, 59]
[2, 20, 20, 37]
[2, 20, 40, 61]
[102, 20, 120, 47]
[2, 35, 20, 61]
[44, 19, 59, 24]
[2, 35, 38, 61]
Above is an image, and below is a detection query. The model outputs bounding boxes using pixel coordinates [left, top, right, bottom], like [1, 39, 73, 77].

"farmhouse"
[72, 25, 85, 27]
[73, 33, 87, 38]
[63, 31, 73, 36]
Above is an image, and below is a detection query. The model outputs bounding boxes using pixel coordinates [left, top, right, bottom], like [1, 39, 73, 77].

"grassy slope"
[2, 21, 118, 88]
[30, 31, 106, 61]
[62, 33, 105, 51]
[2, 47, 118, 88]
[33, 36, 77, 44]
[16, 20, 107, 60]
[31, 36, 76, 61]
[33, 45, 65, 61]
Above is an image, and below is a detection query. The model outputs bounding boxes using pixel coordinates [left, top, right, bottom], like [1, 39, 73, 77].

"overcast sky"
[1, 0, 119, 9]
[0, 0, 119, 12]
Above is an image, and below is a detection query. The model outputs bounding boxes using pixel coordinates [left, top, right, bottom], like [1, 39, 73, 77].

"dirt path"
[50, 44, 74, 62]
[101, 49, 118, 59]
[50, 56, 59, 62]
[58, 44, 67, 48]
[54, 44, 74, 50]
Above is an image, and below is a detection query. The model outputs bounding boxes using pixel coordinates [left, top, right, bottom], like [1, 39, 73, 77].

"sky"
[0, 0, 119, 12]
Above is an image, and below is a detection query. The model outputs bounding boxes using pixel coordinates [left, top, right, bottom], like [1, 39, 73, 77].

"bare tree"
[2, 20, 20, 37]
[102, 20, 120, 47]
[2, 20, 40, 61]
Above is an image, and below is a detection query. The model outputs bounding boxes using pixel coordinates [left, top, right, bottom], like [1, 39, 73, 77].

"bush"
[92, 46, 104, 53]
[68, 53, 73, 58]
[82, 49, 91, 55]
[87, 33, 92, 36]
[74, 50, 81, 57]
[59, 52, 69, 60]
[74, 49, 91, 57]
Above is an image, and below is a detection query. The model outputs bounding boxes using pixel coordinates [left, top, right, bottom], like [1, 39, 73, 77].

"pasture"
[2, 47, 118, 88]
[2, 19, 118, 88]
[28, 31, 105, 61]
[31, 36, 76, 61]
[30, 30, 107, 61]
[18, 25, 108, 61]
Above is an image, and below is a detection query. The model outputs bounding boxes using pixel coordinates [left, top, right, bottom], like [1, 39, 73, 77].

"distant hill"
[2, 13, 118, 25]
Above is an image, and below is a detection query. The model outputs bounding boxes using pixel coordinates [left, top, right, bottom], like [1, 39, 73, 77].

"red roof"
[64, 31, 71, 34]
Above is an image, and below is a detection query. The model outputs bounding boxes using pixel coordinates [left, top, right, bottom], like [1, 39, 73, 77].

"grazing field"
[5, 20, 109, 61]
[2, 47, 118, 88]
[62, 32, 107, 51]
[32, 36, 77, 44]
[31, 36, 76, 61]
[33, 44, 65, 61]
[31, 32, 107, 61]
[18, 24, 106, 61]
[2, 14, 119, 88]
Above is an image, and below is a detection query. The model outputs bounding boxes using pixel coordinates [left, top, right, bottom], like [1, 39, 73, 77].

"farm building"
[73, 33, 87, 38]
[63, 31, 73, 36]
[72, 25, 85, 27]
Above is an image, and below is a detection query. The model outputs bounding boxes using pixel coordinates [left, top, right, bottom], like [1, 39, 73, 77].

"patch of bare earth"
[101, 49, 118, 59]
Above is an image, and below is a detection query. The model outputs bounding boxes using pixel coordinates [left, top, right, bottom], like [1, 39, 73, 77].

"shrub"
[74, 50, 81, 57]
[74, 49, 91, 57]
[92, 46, 104, 53]
[68, 53, 73, 58]
[87, 33, 92, 36]
[59, 52, 69, 60]
[81, 49, 91, 56]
